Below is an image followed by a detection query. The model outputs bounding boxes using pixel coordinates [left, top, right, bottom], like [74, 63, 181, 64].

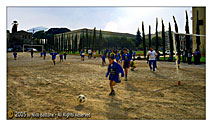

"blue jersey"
[122, 53, 131, 62]
[50, 52, 58, 60]
[43, 51, 46, 56]
[115, 53, 121, 60]
[80, 51, 83, 56]
[133, 52, 136, 56]
[59, 54, 63, 59]
[108, 51, 111, 58]
[13, 52, 17, 57]
[106, 62, 124, 83]
[102, 55, 106, 61]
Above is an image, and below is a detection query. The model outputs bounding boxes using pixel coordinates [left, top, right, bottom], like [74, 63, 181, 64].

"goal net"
[172, 32, 206, 85]
[23, 44, 44, 53]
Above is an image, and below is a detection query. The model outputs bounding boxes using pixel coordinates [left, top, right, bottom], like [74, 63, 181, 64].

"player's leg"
[153, 60, 156, 71]
[124, 68, 128, 81]
[149, 60, 152, 70]
[53, 59, 56, 65]
[109, 80, 116, 96]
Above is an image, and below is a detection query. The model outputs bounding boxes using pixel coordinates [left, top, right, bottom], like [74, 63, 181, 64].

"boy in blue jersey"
[59, 53, 63, 62]
[13, 50, 17, 60]
[106, 56, 124, 96]
[108, 50, 111, 59]
[101, 54, 106, 66]
[50, 50, 58, 65]
[115, 51, 121, 63]
[110, 50, 115, 58]
[80, 49, 85, 61]
[132, 51, 136, 60]
[122, 48, 131, 81]
[43, 50, 46, 60]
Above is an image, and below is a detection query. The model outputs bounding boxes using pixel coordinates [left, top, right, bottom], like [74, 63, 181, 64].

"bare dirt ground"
[7, 52, 206, 120]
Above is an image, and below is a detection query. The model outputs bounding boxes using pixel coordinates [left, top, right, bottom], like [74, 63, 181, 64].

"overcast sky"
[7, 7, 192, 35]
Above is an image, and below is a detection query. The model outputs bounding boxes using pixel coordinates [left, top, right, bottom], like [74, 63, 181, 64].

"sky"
[7, 7, 192, 35]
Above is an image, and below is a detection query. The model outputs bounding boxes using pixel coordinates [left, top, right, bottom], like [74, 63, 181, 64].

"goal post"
[172, 32, 206, 85]
[23, 44, 44, 53]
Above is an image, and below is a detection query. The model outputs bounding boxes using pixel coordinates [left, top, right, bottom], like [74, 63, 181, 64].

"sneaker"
[109, 90, 115, 96]
[125, 78, 127, 81]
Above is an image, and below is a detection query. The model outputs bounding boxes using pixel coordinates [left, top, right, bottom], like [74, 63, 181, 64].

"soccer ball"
[77, 94, 86, 103]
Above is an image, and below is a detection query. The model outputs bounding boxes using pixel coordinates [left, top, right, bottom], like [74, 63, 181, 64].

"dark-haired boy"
[122, 48, 131, 81]
[106, 56, 124, 96]
[50, 50, 58, 65]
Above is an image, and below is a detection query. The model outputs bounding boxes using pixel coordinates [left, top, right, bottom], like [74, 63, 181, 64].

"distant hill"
[27, 26, 48, 33]
[45, 28, 71, 35]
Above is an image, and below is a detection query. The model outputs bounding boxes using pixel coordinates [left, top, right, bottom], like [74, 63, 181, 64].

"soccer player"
[40, 52, 43, 57]
[122, 48, 131, 81]
[43, 50, 46, 60]
[31, 49, 34, 58]
[130, 59, 136, 71]
[147, 48, 157, 71]
[101, 54, 106, 66]
[93, 50, 96, 59]
[43, 49, 46, 60]
[132, 51, 136, 60]
[110, 50, 116, 58]
[106, 56, 124, 96]
[115, 51, 121, 63]
[88, 49, 92, 59]
[63, 51, 67, 60]
[50, 50, 58, 65]
[80, 49, 85, 61]
[59, 53, 63, 62]
[108, 49, 111, 59]
[13, 49, 17, 60]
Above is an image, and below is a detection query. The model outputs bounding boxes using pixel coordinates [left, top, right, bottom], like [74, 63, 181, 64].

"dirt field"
[7, 52, 206, 120]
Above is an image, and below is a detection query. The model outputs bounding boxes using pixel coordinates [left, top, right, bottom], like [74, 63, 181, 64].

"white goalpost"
[23, 44, 44, 53]
[172, 32, 206, 85]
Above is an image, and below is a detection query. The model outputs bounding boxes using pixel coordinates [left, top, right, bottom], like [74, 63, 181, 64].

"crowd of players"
[12, 47, 159, 96]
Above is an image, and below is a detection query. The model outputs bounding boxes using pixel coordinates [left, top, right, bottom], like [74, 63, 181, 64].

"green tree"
[149, 25, 151, 49]
[136, 28, 142, 48]
[185, 10, 190, 61]
[162, 19, 166, 60]
[173, 16, 180, 56]
[169, 22, 174, 60]
[92, 27, 96, 51]
[99, 29, 103, 54]
[142, 21, 146, 58]
[86, 29, 89, 53]
[155, 18, 159, 51]
[12, 21, 18, 33]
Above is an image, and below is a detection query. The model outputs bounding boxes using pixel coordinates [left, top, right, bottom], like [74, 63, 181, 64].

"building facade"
[192, 7, 206, 56]
[7, 30, 33, 50]
[53, 28, 136, 52]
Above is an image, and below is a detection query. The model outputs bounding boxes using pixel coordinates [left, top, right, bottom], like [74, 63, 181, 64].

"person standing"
[31, 49, 34, 58]
[187, 49, 192, 64]
[132, 51, 136, 60]
[13, 49, 17, 60]
[63, 51, 67, 60]
[155, 50, 160, 68]
[147, 48, 157, 71]
[129, 49, 133, 59]
[122, 48, 131, 81]
[50, 50, 58, 65]
[43, 50, 46, 60]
